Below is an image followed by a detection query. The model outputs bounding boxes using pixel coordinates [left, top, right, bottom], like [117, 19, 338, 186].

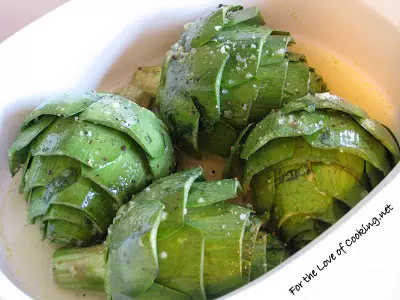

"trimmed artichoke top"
[8, 92, 176, 246]
[239, 93, 399, 250]
[157, 5, 327, 157]
[53, 167, 280, 299]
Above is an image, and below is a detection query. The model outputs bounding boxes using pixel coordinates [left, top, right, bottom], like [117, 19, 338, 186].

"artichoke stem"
[52, 244, 105, 292]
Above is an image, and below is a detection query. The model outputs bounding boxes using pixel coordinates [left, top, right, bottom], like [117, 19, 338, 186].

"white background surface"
[0, 0, 69, 42]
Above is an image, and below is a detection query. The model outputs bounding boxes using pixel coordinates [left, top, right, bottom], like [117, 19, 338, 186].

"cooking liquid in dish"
[0, 40, 397, 300]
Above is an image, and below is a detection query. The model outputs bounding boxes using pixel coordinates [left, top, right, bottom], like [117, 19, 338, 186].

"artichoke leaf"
[242, 110, 328, 159]
[156, 225, 206, 300]
[244, 137, 295, 189]
[180, 5, 235, 51]
[221, 77, 261, 129]
[303, 112, 391, 175]
[45, 219, 95, 246]
[356, 117, 400, 164]
[281, 93, 368, 118]
[259, 34, 291, 65]
[28, 168, 78, 222]
[282, 61, 310, 104]
[8, 115, 56, 175]
[250, 232, 267, 280]
[251, 170, 276, 214]
[82, 144, 150, 205]
[134, 167, 202, 238]
[24, 155, 80, 192]
[265, 234, 289, 272]
[51, 176, 117, 233]
[136, 283, 191, 300]
[105, 199, 164, 299]
[187, 179, 240, 207]
[312, 164, 368, 208]
[79, 94, 166, 159]
[250, 60, 289, 121]
[30, 117, 132, 169]
[185, 202, 251, 297]
[217, 24, 272, 88]
[198, 120, 238, 157]
[270, 137, 365, 180]
[225, 6, 265, 27]
[22, 92, 100, 128]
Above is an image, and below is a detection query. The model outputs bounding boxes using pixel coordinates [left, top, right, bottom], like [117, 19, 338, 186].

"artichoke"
[153, 5, 327, 156]
[240, 93, 400, 250]
[52, 167, 275, 299]
[8, 92, 176, 246]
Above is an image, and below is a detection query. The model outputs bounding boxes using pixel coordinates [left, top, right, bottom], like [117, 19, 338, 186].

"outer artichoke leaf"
[45, 219, 95, 246]
[286, 51, 307, 62]
[224, 123, 254, 178]
[134, 167, 202, 239]
[241, 260, 251, 285]
[365, 162, 384, 189]
[272, 137, 365, 180]
[265, 234, 289, 272]
[163, 91, 201, 153]
[42, 205, 93, 228]
[278, 214, 328, 245]
[312, 164, 368, 208]
[186, 179, 240, 207]
[30, 117, 131, 169]
[259, 34, 291, 65]
[250, 60, 289, 121]
[250, 232, 267, 281]
[51, 176, 117, 233]
[198, 120, 238, 157]
[290, 227, 328, 251]
[24, 155, 80, 192]
[244, 137, 295, 189]
[275, 175, 339, 227]
[180, 6, 233, 51]
[225, 6, 265, 27]
[281, 93, 368, 119]
[156, 225, 206, 300]
[303, 112, 391, 175]
[185, 202, 251, 297]
[282, 61, 310, 104]
[147, 124, 176, 179]
[28, 168, 78, 222]
[308, 69, 328, 94]
[356, 117, 400, 164]
[241, 110, 328, 159]
[221, 77, 261, 129]
[105, 199, 164, 299]
[8, 115, 56, 176]
[22, 92, 100, 127]
[217, 24, 272, 88]
[242, 216, 263, 283]
[136, 283, 191, 300]
[185, 43, 230, 127]
[251, 170, 276, 214]
[82, 144, 150, 205]
[79, 94, 166, 159]
[19, 152, 31, 194]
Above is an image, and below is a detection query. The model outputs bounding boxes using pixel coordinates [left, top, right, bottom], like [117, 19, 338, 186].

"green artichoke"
[155, 5, 327, 156]
[8, 92, 175, 246]
[52, 167, 276, 299]
[240, 93, 400, 250]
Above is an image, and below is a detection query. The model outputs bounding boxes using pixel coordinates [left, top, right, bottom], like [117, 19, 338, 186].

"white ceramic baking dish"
[1, 0, 399, 299]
